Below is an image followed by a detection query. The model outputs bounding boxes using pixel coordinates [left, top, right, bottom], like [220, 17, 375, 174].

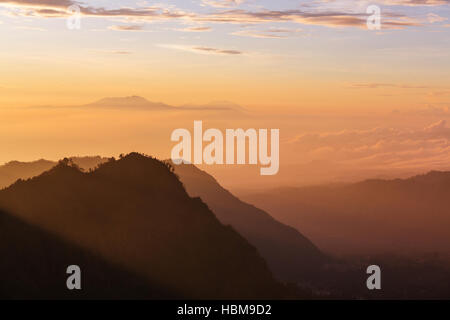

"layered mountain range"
[0, 155, 326, 285]
[242, 172, 450, 255]
[0, 154, 289, 299]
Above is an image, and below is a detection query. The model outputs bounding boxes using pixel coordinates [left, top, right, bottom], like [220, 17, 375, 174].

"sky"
[0, 0, 449, 109]
[0, 0, 450, 189]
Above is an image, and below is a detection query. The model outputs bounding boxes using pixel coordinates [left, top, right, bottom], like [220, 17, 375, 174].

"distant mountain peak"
[97, 95, 149, 104]
[81, 96, 247, 113]
[86, 96, 174, 110]
[3, 159, 52, 167]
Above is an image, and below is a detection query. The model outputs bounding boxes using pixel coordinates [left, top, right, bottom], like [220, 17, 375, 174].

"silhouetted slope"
[0, 159, 55, 190]
[0, 209, 175, 299]
[0, 153, 286, 299]
[0, 157, 107, 189]
[243, 171, 450, 255]
[173, 164, 327, 283]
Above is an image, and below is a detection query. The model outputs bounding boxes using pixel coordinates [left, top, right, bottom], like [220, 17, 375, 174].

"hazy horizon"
[1, 94, 450, 190]
[1, 0, 450, 189]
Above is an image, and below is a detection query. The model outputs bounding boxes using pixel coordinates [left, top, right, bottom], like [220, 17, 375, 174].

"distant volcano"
[85, 96, 175, 110]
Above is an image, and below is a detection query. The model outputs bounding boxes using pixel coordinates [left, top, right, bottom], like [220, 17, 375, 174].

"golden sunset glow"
[0, 0, 449, 189]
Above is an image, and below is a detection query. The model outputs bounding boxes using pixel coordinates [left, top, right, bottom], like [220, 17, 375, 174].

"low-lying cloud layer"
[290, 120, 450, 173]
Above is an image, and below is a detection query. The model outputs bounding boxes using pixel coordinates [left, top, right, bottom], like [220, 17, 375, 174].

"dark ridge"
[173, 163, 328, 284]
[244, 170, 450, 255]
[0, 209, 177, 300]
[0, 156, 109, 190]
[0, 153, 292, 299]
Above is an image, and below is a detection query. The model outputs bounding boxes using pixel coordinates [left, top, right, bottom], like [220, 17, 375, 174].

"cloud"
[201, 0, 245, 8]
[289, 120, 450, 172]
[158, 44, 243, 55]
[0, 0, 74, 7]
[424, 119, 448, 132]
[0, 0, 422, 30]
[232, 28, 304, 39]
[196, 9, 366, 27]
[93, 50, 134, 55]
[110, 51, 133, 55]
[195, 8, 421, 29]
[377, 0, 450, 6]
[194, 46, 242, 54]
[427, 12, 448, 23]
[348, 82, 431, 89]
[177, 26, 212, 32]
[0, 0, 193, 20]
[108, 25, 145, 31]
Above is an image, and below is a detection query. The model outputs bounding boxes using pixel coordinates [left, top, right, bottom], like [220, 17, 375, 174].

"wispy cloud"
[108, 25, 145, 31]
[177, 26, 212, 32]
[92, 50, 134, 55]
[195, 9, 422, 29]
[376, 0, 450, 6]
[0, 0, 73, 7]
[427, 12, 448, 23]
[201, 0, 245, 8]
[194, 46, 242, 55]
[158, 44, 244, 55]
[232, 28, 304, 39]
[0, 0, 193, 20]
[0, 0, 424, 30]
[348, 82, 432, 89]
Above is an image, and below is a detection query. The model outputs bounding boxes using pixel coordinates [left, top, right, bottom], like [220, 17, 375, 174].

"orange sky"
[0, 0, 449, 189]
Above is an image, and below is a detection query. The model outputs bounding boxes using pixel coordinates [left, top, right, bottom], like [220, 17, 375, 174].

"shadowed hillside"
[173, 163, 328, 284]
[0, 156, 328, 285]
[242, 171, 450, 256]
[0, 209, 176, 299]
[0, 159, 55, 190]
[0, 153, 289, 299]
[0, 157, 107, 190]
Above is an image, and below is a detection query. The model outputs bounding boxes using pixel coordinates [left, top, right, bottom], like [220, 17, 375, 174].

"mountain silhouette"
[173, 163, 327, 283]
[0, 159, 54, 190]
[0, 209, 176, 299]
[85, 96, 175, 110]
[243, 171, 450, 255]
[0, 156, 327, 283]
[0, 157, 107, 190]
[82, 96, 244, 112]
[0, 153, 288, 299]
